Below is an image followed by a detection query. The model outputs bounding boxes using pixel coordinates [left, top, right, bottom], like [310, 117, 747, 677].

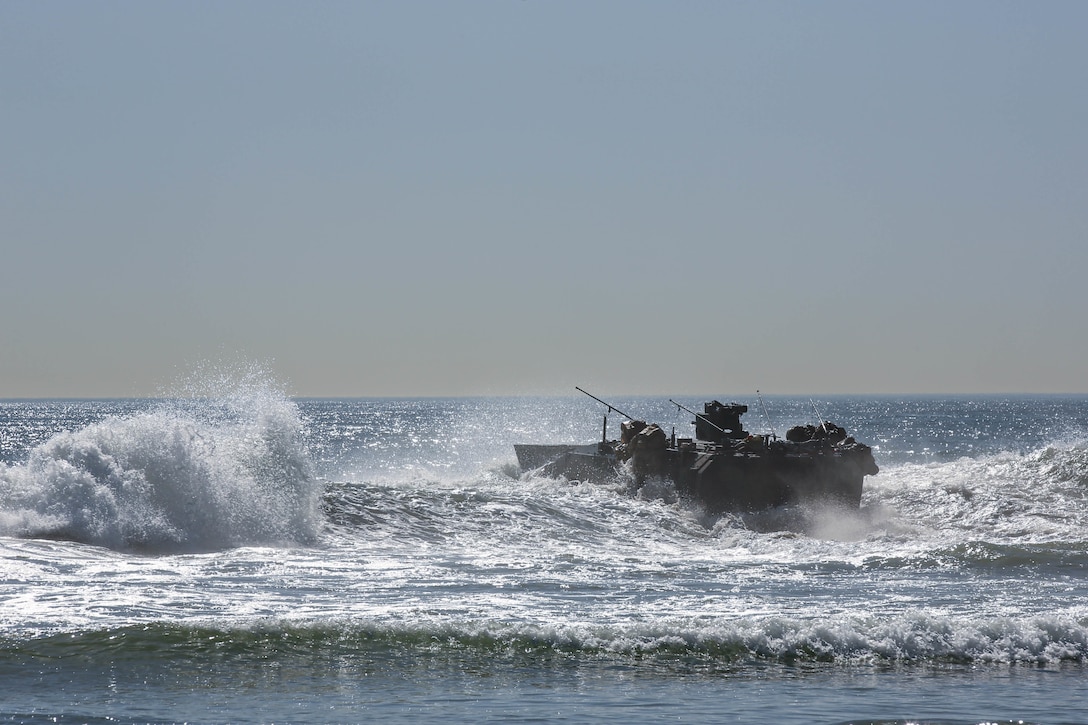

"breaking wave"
[0, 381, 322, 552]
[861, 438, 1088, 546]
[7, 614, 1087, 670]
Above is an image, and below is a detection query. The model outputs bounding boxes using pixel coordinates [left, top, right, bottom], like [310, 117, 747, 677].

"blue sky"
[2, 1, 1086, 397]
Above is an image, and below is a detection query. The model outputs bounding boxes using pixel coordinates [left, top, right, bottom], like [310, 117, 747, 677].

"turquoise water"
[2, 391, 1087, 723]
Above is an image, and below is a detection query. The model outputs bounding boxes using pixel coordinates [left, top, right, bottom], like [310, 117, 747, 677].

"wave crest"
[0, 391, 321, 552]
[865, 439, 1088, 544]
[11, 612, 1088, 668]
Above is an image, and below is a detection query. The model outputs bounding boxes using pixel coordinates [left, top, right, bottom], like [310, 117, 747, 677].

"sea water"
[1, 384, 1087, 724]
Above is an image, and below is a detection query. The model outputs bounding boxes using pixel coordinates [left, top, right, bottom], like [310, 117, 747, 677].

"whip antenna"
[809, 398, 829, 433]
[756, 390, 777, 440]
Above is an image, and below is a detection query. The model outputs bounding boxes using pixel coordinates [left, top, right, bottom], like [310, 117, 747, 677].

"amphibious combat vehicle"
[515, 389, 878, 513]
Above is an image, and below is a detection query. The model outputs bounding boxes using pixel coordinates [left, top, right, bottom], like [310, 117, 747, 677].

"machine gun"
[670, 398, 750, 441]
[576, 386, 639, 443]
[669, 399, 726, 437]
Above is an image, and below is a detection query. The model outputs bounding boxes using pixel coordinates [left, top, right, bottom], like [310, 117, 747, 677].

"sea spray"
[0, 377, 321, 551]
[864, 439, 1088, 546]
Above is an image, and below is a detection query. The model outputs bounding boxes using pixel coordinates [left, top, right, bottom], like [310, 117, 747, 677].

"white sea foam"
[861, 439, 1088, 546]
[0, 380, 321, 552]
[191, 609, 1087, 666]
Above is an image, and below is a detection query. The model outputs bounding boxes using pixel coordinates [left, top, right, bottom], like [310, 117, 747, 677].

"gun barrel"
[575, 387, 636, 421]
[669, 399, 727, 435]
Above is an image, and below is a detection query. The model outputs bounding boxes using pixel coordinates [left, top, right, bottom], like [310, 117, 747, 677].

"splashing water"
[0, 375, 321, 552]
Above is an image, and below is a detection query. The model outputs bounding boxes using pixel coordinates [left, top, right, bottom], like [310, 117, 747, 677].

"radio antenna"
[756, 390, 777, 440]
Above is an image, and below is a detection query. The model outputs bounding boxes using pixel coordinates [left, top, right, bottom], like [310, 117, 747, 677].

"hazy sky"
[3, 1, 1086, 398]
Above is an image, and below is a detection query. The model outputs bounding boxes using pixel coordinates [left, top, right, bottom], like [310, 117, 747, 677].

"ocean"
[1, 383, 1087, 724]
